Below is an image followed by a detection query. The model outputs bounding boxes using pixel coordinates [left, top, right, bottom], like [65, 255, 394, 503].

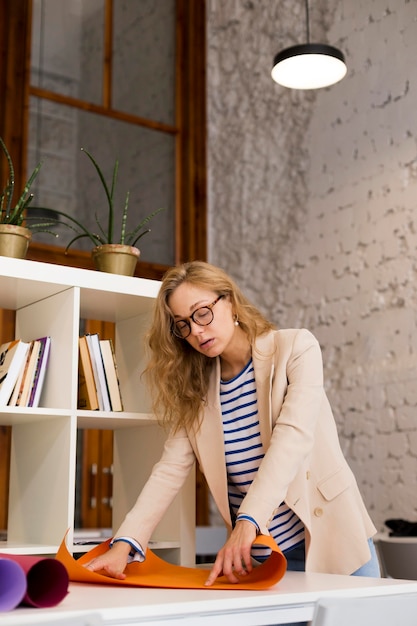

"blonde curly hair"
[143, 261, 274, 432]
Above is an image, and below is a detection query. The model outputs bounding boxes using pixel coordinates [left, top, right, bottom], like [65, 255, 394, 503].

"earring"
[234, 315, 239, 326]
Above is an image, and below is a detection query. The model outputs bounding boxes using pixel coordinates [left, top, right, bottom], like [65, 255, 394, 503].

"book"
[78, 336, 99, 410]
[13, 342, 35, 406]
[100, 338, 123, 412]
[0, 339, 31, 406]
[28, 336, 51, 408]
[85, 334, 105, 411]
[16, 340, 41, 407]
[8, 354, 28, 406]
[85, 334, 111, 412]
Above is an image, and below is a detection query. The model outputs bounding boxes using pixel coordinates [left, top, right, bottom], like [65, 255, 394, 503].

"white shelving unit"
[0, 257, 195, 565]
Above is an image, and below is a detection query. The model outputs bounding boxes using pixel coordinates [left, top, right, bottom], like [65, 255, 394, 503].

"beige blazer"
[116, 329, 376, 574]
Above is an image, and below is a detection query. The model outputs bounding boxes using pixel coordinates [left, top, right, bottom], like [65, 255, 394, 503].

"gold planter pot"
[91, 244, 140, 276]
[0, 224, 32, 259]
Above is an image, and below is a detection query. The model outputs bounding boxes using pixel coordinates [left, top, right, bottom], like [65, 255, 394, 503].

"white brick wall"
[207, 0, 417, 530]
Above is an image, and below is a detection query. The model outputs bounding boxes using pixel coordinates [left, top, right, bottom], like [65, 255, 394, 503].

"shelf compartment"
[8, 416, 76, 548]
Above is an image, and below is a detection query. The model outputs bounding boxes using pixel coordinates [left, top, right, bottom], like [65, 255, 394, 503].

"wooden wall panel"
[77, 320, 115, 529]
[0, 309, 15, 530]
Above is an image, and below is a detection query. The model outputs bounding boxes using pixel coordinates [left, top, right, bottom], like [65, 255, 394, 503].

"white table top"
[3, 571, 417, 626]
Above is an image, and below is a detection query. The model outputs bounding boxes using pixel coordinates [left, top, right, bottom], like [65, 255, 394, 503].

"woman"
[86, 260, 380, 583]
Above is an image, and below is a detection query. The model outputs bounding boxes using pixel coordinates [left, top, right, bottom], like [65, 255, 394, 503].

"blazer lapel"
[192, 358, 231, 525]
[252, 333, 275, 451]
[191, 333, 276, 525]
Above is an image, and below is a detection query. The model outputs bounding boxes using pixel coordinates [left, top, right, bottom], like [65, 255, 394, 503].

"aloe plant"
[62, 148, 164, 251]
[0, 136, 61, 236]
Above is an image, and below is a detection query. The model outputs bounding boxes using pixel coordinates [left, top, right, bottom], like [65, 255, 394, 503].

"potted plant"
[0, 136, 61, 259]
[59, 148, 164, 276]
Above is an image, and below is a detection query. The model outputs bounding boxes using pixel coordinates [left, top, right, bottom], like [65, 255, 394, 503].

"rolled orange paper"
[56, 533, 286, 590]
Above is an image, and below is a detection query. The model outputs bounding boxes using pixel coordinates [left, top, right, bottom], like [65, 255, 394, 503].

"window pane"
[112, 0, 176, 125]
[28, 98, 176, 266]
[31, 0, 104, 104]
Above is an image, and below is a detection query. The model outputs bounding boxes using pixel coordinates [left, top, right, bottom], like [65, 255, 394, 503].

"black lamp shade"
[271, 43, 347, 89]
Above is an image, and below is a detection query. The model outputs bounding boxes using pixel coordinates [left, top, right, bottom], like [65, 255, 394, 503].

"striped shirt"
[220, 358, 305, 560]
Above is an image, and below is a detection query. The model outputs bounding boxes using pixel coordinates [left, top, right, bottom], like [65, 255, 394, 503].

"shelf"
[0, 526, 182, 557]
[0, 407, 71, 425]
[77, 411, 156, 429]
[0, 258, 195, 566]
[0, 409, 157, 429]
[72, 539, 180, 554]
[0, 542, 59, 555]
[0, 256, 160, 321]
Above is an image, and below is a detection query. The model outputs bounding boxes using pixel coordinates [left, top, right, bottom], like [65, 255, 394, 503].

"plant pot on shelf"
[0, 224, 32, 259]
[91, 243, 140, 276]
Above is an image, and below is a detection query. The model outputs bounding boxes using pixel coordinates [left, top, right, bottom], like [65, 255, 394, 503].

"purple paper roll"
[0, 554, 69, 609]
[0, 557, 27, 612]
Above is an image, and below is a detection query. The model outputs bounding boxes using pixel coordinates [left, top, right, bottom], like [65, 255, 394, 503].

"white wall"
[207, 0, 417, 530]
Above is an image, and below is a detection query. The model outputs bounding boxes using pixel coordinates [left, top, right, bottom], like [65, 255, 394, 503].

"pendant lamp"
[271, 0, 347, 89]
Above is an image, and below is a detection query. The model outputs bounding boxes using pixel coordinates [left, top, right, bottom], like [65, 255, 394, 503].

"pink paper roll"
[0, 557, 26, 612]
[0, 554, 69, 609]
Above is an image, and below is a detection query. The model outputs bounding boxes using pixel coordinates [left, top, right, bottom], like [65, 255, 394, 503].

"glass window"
[31, 0, 105, 104]
[113, 0, 175, 125]
[29, 0, 177, 266]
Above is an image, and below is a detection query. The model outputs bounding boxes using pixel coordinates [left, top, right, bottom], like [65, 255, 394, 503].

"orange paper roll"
[56, 533, 287, 590]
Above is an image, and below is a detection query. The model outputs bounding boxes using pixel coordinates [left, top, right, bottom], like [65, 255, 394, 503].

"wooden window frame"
[0, 0, 209, 528]
[0, 0, 207, 280]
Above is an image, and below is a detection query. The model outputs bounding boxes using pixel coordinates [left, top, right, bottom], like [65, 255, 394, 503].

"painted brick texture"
[207, 0, 417, 530]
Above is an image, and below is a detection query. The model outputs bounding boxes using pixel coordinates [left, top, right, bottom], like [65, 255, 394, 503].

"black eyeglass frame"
[172, 295, 224, 339]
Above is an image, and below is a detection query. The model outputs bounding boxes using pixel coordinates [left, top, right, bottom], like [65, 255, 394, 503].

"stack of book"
[78, 334, 123, 412]
[0, 337, 51, 408]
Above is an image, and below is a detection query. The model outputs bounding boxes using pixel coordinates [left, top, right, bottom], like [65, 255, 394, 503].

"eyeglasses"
[172, 295, 224, 339]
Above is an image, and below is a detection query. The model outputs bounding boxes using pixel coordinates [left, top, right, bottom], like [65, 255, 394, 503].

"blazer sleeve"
[114, 427, 196, 548]
[239, 328, 325, 533]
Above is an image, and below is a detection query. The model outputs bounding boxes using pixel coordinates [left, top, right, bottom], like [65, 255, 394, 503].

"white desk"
[2, 572, 417, 626]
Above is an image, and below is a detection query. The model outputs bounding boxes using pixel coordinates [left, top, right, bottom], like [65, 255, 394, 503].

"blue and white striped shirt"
[220, 358, 305, 560]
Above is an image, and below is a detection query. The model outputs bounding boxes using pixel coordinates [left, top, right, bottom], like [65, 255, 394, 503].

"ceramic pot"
[0, 224, 32, 259]
[91, 244, 140, 276]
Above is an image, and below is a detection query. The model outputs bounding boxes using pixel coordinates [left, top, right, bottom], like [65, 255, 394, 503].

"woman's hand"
[205, 520, 257, 586]
[83, 540, 131, 580]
